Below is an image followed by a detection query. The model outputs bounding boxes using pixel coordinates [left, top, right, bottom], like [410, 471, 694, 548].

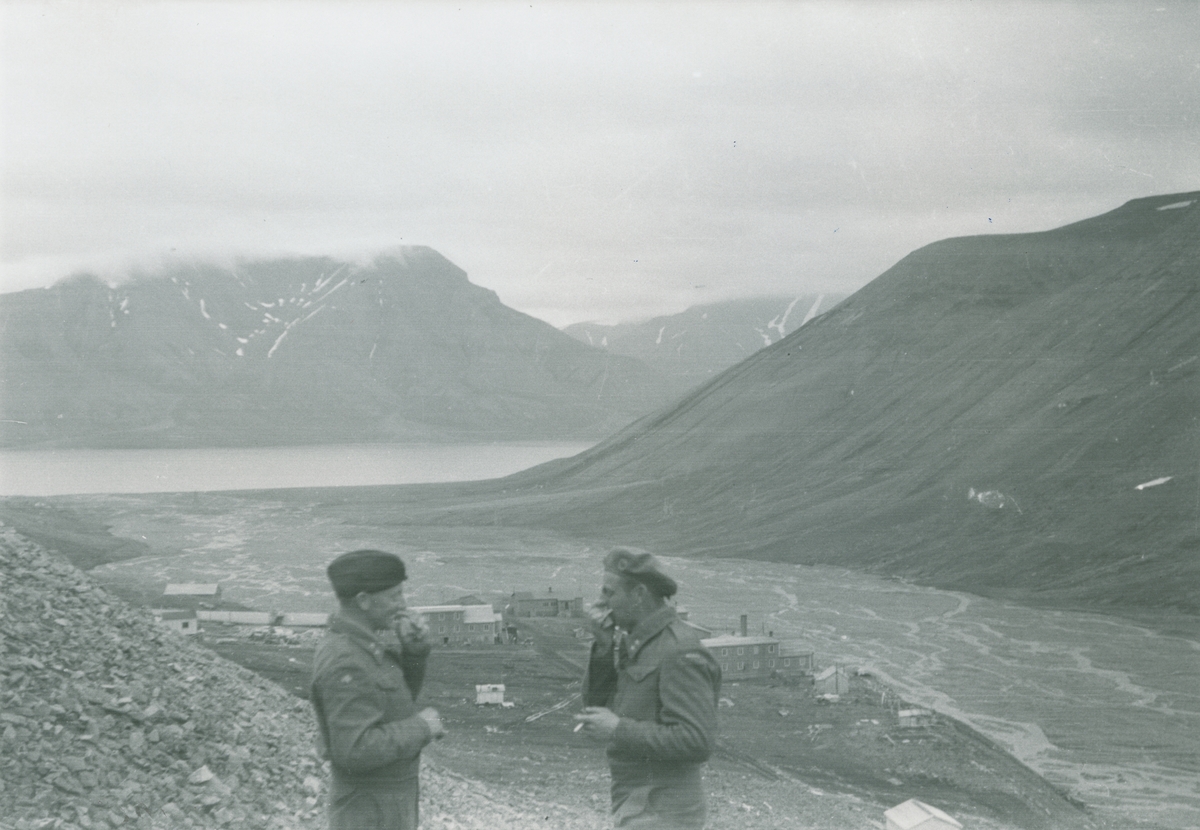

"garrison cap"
[604, 547, 677, 598]
[327, 549, 407, 599]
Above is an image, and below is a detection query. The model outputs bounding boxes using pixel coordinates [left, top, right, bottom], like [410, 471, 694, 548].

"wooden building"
[160, 583, 222, 609]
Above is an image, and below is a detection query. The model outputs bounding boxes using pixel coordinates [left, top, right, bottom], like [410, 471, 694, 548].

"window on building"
[721, 664, 728, 673]
[768, 645, 775, 653]
[768, 659, 775, 668]
[722, 648, 728, 656]
[753, 646, 759, 655]
[783, 659, 791, 667]
[737, 662, 745, 671]
[736, 647, 744, 655]
[753, 661, 759, 669]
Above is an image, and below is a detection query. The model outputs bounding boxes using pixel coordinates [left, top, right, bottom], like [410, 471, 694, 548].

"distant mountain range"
[0, 248, 687, 448]
[347, 192, 1200, 614]
[563, 294, 845, 382]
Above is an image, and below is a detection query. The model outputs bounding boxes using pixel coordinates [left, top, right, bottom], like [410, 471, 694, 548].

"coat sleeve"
[582, 638, 618, 707]
[611, 648, 719, 762]
[312, 662, 432, 774]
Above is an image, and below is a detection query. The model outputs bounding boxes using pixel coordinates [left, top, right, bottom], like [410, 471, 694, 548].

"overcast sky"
[2, 1, 1198, 326]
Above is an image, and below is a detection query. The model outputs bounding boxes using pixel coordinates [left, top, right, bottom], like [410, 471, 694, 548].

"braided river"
[8, 444, 1197, 830]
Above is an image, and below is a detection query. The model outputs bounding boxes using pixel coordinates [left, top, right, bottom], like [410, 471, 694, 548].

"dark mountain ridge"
[0, 247, 683, 448]
[337, 192, 1200, 614]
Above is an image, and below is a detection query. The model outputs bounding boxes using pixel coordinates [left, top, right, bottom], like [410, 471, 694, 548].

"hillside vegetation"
[327, 192, 1200, 615]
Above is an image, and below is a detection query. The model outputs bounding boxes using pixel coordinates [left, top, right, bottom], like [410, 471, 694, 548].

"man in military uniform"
[311, 549, 446, 830]
[575, 548, 721, 829]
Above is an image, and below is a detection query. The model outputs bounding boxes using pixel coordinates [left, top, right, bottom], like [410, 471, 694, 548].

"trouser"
[612, 781, 707, 829]
[328, 776, 419, 830]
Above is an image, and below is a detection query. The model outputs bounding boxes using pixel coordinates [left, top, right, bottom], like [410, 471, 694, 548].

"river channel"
[70, 487, 1200, 830]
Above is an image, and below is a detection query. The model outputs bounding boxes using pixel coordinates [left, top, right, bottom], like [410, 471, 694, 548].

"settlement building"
[700, 614, 813, 679]
[884, 798, 962, 830]
[151, 609, 198, 635]
[160, 583, 222, 609]
[507, 590, 584, 618]
[703, 634, 780, 678]
[418, 604, 504, 644]
[475, 684, 506, 705]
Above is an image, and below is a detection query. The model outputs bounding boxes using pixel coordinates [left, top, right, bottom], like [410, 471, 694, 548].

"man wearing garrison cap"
[310, 550, 445, 830]
[575, 548, 721, 828]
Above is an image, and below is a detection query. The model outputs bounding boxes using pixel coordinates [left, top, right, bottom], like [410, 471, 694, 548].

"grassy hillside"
[327, 192, 1200, 615]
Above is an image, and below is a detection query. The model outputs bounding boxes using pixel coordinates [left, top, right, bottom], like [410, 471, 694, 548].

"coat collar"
[328, 610, 396, 663]
[624, 604, 677, 660]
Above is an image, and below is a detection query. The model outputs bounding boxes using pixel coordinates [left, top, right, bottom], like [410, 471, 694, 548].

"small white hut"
[884, 798, 963, 830]
[151, 609, 198, 636]
[475, 684, 506, 705]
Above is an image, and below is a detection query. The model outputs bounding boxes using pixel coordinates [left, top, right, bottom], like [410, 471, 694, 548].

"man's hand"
[417, 707, 446, 740]
[573, 706, 619, 740]
[397, 612, 432, 654]
[586, 602, 616, 648]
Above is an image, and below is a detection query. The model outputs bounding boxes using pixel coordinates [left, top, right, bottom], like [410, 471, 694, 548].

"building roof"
[701, 634, 778, 648]
[463, 606, 501, 624]
[151, 609, 196, 621]
[280, 612, 330, 627]
[412, 604, 497, 617]
[163, 583, 220, 596]
[777, 641, 813, 657]
[679, 619, 713, 636]
[884, 798, 963, 829]
[814, 665, 849, 681]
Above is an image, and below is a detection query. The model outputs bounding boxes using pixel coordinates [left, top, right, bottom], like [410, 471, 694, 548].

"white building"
[161, 583, 222, 608]
[884, 798, 963, 830]
[151, 609, 198, 635]
[417, 604, 503, 644]
[475, 684, 506, 705]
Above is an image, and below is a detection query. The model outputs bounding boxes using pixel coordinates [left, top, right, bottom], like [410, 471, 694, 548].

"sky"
[2, 1, 1198, 327]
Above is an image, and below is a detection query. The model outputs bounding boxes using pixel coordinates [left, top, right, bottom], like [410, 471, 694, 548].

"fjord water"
[83, 492, 1200, 830]
[0, 442, 594, 496]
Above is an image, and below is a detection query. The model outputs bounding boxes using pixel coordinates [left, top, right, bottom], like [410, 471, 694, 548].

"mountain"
[353, 192, 1200, 614]
[0, 248, 683, 448]
[562, 294, 844, 383]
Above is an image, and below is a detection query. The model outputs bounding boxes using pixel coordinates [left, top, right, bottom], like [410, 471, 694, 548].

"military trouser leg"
[328, 777, 418, 830]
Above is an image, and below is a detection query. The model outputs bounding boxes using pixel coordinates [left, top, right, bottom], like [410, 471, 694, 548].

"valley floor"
[203, 616, 1094, 830]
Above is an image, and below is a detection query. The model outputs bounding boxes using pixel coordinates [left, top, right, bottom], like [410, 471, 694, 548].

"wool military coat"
[584, 605, 721, 828]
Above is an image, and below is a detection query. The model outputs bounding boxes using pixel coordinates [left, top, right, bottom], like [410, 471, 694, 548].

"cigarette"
[573, 722, 584, 732]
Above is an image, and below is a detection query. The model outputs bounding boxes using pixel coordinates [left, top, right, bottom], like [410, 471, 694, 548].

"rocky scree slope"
[0, 247, 679, 448]
[0, 527, 619, 830]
